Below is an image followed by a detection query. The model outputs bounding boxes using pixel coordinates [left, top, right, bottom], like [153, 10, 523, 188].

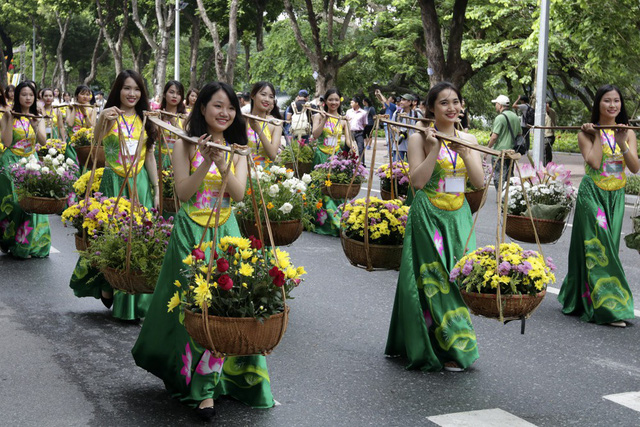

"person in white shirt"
[345, 96, 368, 165]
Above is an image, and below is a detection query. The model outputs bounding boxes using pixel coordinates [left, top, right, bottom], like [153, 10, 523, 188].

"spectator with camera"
[390, 94, 419, 161]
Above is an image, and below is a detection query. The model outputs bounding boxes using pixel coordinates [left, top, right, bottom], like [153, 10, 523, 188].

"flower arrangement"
[162, 168, 175, 198]
[82, 208, 172, 288]
[234, 164, 315, 228]
[450, 243, 556, 295]
[505, 162, 576, 221]
[10, 154, 78, 199]
[376, 161, 410, 195]
[312, 149, 367, 186]
[279, 139, 315, 164]
[73, 168, 104, 196]
[339, 197, 409, 245]
[61, 195, 152, 236]
[70, 127, 94, 147]
[36, 139, 66, 157]
[169, 235, 305, 320]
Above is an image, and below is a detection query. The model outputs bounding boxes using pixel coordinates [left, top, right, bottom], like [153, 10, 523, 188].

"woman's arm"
[144, 147, 160, 208]
[65, 106, 76, 128]
[617, 128, 640, 174]
[32, 118, 46, 146]
[57, 110, 68, 141]
[250, 119, 282, 161]
[578, 124, 602, 170]
[88, 108, 97, 128]
[449, 132, 484, 189]
[1, 111, 12, 146]
[407, 128, 440, 190]
[311, 112, 328, 139]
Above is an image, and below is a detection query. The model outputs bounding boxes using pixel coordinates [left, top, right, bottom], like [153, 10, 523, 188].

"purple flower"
[516, 261, 532, 275]
[462, 259, 474, 276]
[498, 261, 511, 276]
[450, 267, 461, 281]
[546, 257, 556, 272]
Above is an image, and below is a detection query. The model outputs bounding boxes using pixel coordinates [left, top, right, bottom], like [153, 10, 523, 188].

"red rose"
[218, 274, 233, 290]
[216, 258, 229, 272]
[249, 235, 263, 250]
[227, 245, 236, 256]
[212, 250, 218, 259]
[268, 266, 280, 277]
[269, 266, 285, 287]
[191, 248, 205, 261]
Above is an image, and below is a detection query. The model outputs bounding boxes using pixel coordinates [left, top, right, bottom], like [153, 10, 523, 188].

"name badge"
[444, 176, 465, 193]
[604, 159, 623, 174]
[125, 138, 139, 156]
[326, 136, 338, 147]
[45, 127, 52, 136]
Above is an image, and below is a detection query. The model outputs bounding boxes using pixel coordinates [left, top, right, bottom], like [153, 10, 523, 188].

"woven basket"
[322, 182, 361, 199]
[284, 161, 313, 178]
[18, 196, 67, 215]
[505, 214, 565, 244]
[460, 289, 546, 320]
[75, 233, 89, 252]
[162, 197, 178, 213]
[100, 266, 155, 294]
[240, 218, 303, 246]
[184, 306, 289, 356]
[340, 232, 403, 270]
[76, 146, 105, 168]
[465, 189, 486, 214]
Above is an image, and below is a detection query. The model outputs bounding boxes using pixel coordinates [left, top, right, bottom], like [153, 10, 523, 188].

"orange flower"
[315, 201, 323, 209]
[247, 188, 252, 195]
[267, 202, 274, 209]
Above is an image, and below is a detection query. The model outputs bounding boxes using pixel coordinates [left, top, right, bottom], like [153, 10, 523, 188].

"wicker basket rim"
[240, 217, 302, 225]
[506, 214, 565, 225]
[101, 266, 146, 276]
[460, 289, 547, 299]
[185, 306, 288, 323]
[19, 195, 68, 202]
[340, 231, 403, 249]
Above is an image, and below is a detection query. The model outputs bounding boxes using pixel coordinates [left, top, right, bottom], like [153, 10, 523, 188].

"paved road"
[2, 147, 640, 426]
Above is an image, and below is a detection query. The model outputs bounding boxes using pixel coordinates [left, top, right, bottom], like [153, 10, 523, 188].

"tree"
[95, 0, 129, 76]
[196, 0, 240, 84]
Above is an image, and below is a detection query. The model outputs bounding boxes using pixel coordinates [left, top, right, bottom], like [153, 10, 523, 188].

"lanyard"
[600, 129, 617, 154]
[18, 118, 30, 141]
[326, 117, 337, 134]
[118, 114, 136, 139]
[435, 126, 458, 170]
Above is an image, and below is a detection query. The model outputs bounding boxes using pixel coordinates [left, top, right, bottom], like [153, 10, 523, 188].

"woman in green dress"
[558, 85, 639, 327]
[69, 70, 159, 320]
[41, 88, 67, 142]
[157, 80, 186, 170]
[132, 82, 274, 421]
[385, 82, 484, 372]
[246, 81, 283, 167]
[65, 85, 96, 167]
[309, 88, 352, 236]
[0, 81, 51, 258]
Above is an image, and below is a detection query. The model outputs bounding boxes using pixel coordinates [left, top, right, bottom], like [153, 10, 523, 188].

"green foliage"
[625, 175, 640, 196]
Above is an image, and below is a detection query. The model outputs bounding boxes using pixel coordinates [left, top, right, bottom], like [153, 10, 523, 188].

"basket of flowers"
[504, 163, 576, 244]
[465, 184, 487, 214]
[73, 168, 104, 198]
[62, 195, 143, 252]
[36, 139, 66, 158]
[376, 161, 410, 200]
[10, 154, 78, 214]
[279, 139, 314, 178]
[71, 127, 104, 168]
[82, 207, 170, 294]
[172, 235, 305, 356]
[161, 168, 178, 213]
[313, 149, 367, 200]
[235, 164, 315, 246]
[339, 197, 409, 270]
[450, 243, 556, 320]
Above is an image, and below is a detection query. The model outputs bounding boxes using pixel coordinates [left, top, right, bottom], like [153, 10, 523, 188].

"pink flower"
[194, 190, 213, 209]
[196, 350, 224, 375]
[15, 221, 33, 244]
[180, 343, 193, 385]
[596, 207, 607, 230]
[316, 209, 328, 225]
[434, 229, 444, 256]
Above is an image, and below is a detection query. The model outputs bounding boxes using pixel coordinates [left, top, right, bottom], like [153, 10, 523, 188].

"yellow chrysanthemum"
[194, 280, 212, 309]
[167, 291, 181, 312]
[239, 263, 254, 277]
[173, 280, 181, 288]
[182, 254, 193, 266]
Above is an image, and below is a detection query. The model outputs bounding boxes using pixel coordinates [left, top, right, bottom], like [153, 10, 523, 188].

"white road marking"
[50, 246, 60, 254]
[428, 408, 538, 427]
[604, 391, 640, 412]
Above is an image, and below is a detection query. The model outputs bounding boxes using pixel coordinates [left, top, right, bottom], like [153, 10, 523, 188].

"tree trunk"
[96, 0, 128, 77]
[197, 49, 217, 88]
[185, 13, 200, 89]
[54, 13, 70, 92]
[243, 39, 251, 84]
[253, 0, 265, 52]
[0, 24, 13, 87]
[196, 0, 239, 84]
[84, 28, 106, 85]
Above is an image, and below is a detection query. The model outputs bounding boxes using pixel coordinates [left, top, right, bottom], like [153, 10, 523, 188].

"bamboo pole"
[301, 105, 345, 120]
[242, 112, 290, 126]
[156, 109, 189, 120]
[397, 113, 435, 123]
[52, 103, 98, 109]
[0, 109, 50, 119]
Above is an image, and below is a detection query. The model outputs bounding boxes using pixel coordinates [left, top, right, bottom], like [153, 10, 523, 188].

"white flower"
[57, 154, 65, 161]
[52, 159, 60, 167]
[301, 174, 311, 184]
[66, 158, 75, 166]
[268, 184, 280, 197]
[285, 170, 294, 179]
[44, 154, 52, 161]
[56, 167, 65, 175]
[19, 158, 27, 165]
[48, 148, 57, 156]
[279, 202, 293, 214]
[296, 182, 306, 192]
[41, 166, 49, 173]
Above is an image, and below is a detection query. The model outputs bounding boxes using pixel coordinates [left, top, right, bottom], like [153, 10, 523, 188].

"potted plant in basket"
[278, 139, 315, 177]
[234, 164, 315, 245]
[170, 235, 306, 356]
[339, 197, 409, 270]
[70, 127, 104, 167]
[73, 168, 104, 198]
[312, 149, 367, 200]
[82, 208, 173, 294]
[36, 139, 66, 157]
[504, 162, 577, 243]
[161, 168, 178, 213]
[8, 154, 78, 214]
[450, 242, 556, 319]
[376, 161, 410, 200]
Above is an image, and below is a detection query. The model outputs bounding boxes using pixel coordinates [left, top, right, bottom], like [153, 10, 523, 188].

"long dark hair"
[12, 81, 38, 115]
[185, 82, 248, 146]
[185, 88, 199, 108]
[160, 80, 186, 114]
[249, 81, 282, 119]
[105, 69, 156, 146]
[590, 84, 629, 125]
[323, 88, 343, 115]
[74, 85, 95, 105]
[5, 84, 15, 100]
[0, 85, 6, 108]
[425, 81, 462, 119]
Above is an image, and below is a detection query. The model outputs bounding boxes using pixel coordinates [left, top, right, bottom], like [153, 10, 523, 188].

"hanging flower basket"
[240, 218, 303, 246]
[100, 266, 155, 294]
[460, 290, 546, 320]
[76, 146, 106, 168]
[18, 196, 67, 215]
[284, 161, 313, 178]
[505, 215, 565, 244]
[162, 197, 178, 213]
[465, 188, 486, 214]
[322, 182, 361, 199]
[75, 233, 89, 252]
[340, 232, 403, 270]
[380, 188, 392, 200]
[183, 306, 289, 356]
